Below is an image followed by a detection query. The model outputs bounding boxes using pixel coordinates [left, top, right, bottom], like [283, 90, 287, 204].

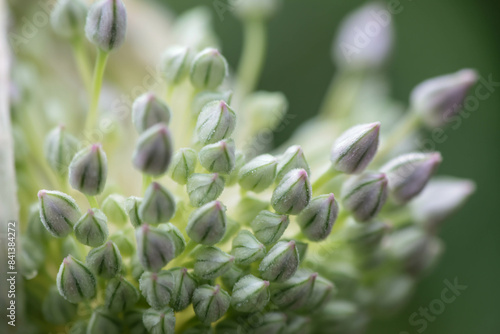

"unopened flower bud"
[57, 255, 97, 303]
[251, 312, 287, 333]
[161, 46, 192, 85]
[86, 241, 123, 278]
[125, 196, 143, 228]
[250, 210, 289, 245]
[302, 275, 335, 311]
[221, 264, 248, 290]
[68, 144, 107, 195]
[286, 316, 312, 334]
[297, 193, 339, 241]
[341, 172, 388, 222]
[238, 154, 278, 192]
[139, 182, 176, 225]
[101, 194, 127, 225]
[139, 271, 174, 310]
[123, 310, 147, 334]
[87, 307, 121, 334]
[105, 276, 140, 313]
[27, 204, 50, 243]
[44, 125, 79, 175]
[187, 201, 227, 246]
[169, 148, 197, 185]
[242, 91, 288, 136]
[345, 219, 388, 251]
[136, 224, 176, 272]
[38, 190, 81, 238]
[259, 240, 300, 282]
[158, 223, 186, 257]
[109, 229, 135, 257]
[330, 122, 380, 174]
[231, 230, 265, 266]
[276, 145, 310, 182]
[187, 173, 225, 207]
[192, 90, 233, 116]
[271, 168, 312, 215]
[132, 93, 171, 133]
[192, 285, 230, 324]
[271, 270, 317, 310]
[196, 100, 236, 144]
[411, 69, 478, 127]
[190, 48, 228, 90]
[194, 246, 234, 280]
[226, 150, 245, 186]
[168, 267, 197, 311]
[74, 208, 109, 247]
[231, 275, 270, 313]
[50, 0, 87, 40]
[199, 139, 236, 174]
[42, 286, 78, 324]
[381, 152, 442, 203]
[132, 123, 173, 176]
[143, 307, 176, 334]
[85, 0, 127, 52]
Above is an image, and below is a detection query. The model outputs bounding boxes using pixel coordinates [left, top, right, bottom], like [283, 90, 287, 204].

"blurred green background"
[163, 0, 500, 333]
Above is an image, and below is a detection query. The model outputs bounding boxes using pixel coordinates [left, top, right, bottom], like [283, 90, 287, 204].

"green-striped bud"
[286, 316, 312, 334]
[139, 182, 176, 225]
[132, 123, 173, 176]
[86, 241, 122, 278]
[226, 150, 245, 186]
[44, 125, 79, 175]
[38, 190, 80, 238]
[57, 255, 96, 303]
[85, 0, 127, 52]
[250, 210, 289, 245]
[231, 230, 265, 265]
[196, 100, 236, 145]
[132, 93, 171, 134]
[238, 154, 278, 192]
[270, 270, 317, 310]
[158, 223, 186, 257]
[161, 46, 192, 85]
[143, 307, 176, 334]
[302, 275, 335, 311]
[381, 152, 442, 203]
[276, 145, 310, 182]
[250, 312, 286, 334]
[101, 194, 127, 225]
[297, 193, 339, 241]
[345, 219, 388, 252]
[341, 172, 388, 222]
[259, 240, 300, 282]
[221, 264, 248, 290]
[231, 275, 270, 313]
[50, 0, 87, 40]
[27, 203, 51, 243]
[330, 122, 380, 174]
[192, 90, 233, 117]
[192, 285, 230, 324]
[199, 139, 236, 174]
[123, 310, 148, 334]
[139, 271, 174, 310]
[193, 246, 234, 280]
[190, 48, 228, 90]
[169, 148, 197, 185]
[136, 224, 176, 272]
[42, 286, 78, 324]
[87, 308, 121, 334]
[271, 168, 312, 215]
[104, 276, 140, 313]
[187, 173, 225, 207]
[186, 201, 227, 246]
[167, 267, 197, 311]
[125, 196, 143, 228]
[73, 208, 109, 247]
[68, 144, 107, 196]
[109, 229, 135, 257]
[241, 91, 288, 136]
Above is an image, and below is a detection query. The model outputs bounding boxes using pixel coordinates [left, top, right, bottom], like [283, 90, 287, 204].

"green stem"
[84, 49, 109, 134]
[142, 174, 153, 193]
[86, 195, 99, 209]
[312, 168, 341, 193]
[72, 38, 92, 92]
[234, 19, 267, 105]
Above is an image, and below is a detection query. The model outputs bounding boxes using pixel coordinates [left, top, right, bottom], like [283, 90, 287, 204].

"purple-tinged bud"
[85, 0, 127, 52]
[135, 224, 176, 272]
[193, 246, 234, 280]
[330, 122, 380, 174]
[341, 172, 388, 222]
[250, 210, 289, 245]
[196, 100, 236, 144]
[86, 241, 122, 279]
[297, 193, 339, 241]
[381, 152, 442, 203]
[68, 144, 107, 196]
[276, 145, 310, 182]
[57, 255, 97, 303]
[221, 264, 249, 290]
[192, 90, 233, 117]
[158, 223, 186, 257]
[270, 270, 317, 310]
[231, 275, 270, 313]
[87, 307, 121, 334]
[238, 154, 278, 192]
[42, 286, 78, 324]
[410, 69, 478, 127]
[132, 93, 171, 133]
[132, 123, 173, 177]
[139, 182, 176, 225]
[259, 240, 300, 282]
[73, 208, 109, 247]
[226, 150, 245, 186]
[302, 275, 336, 311]
[192, 285, 230, 324]
[190, 48, 228, 90]
[38, 190, 81, 238]
[345, 219, 388, 252]
[199, 139, 236, 174]
[125, 196, 143, 228]
[139, 271, 174, 310]
[101, 194, 127, 225]
[251, 312, 287, 333]
[186, 201, 227, 246]
[168, 267, 197, 311]
[161, 46, 193, 85]
[50, 0, 87, 40]
[105, 276, 140, 313]
[44, 125, 79, 175]
[231, 230, 265, 265]
[169, 148, 197, 185]
[271, 168, 312, 215]
[142, 307, 176, 334]
[187, 173, 225, 207]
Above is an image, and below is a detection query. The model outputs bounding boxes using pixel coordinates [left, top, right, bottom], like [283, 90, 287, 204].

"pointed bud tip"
[298, 169, 308, 179]
[87, 208, 95, 216]
[263, 280, 270, 287]
[38, 190, 46, 198]
[288, 240, 296, 249]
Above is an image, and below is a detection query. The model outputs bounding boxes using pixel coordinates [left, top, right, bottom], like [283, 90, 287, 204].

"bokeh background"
[162, 0, 500, 333]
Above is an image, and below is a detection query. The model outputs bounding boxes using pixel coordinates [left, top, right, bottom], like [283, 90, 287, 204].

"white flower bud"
[259, 240, 300, 282]
[250, 210, 289, 245]
[196, 100, 236, 145]
[86, 241, 122, 279]
[190, 48, 228, 90]
[143, 307, 176, 334]
[199, 139, 236, 174]
[139, 182, 176, 225]
[50, 0, 87, 40]
[132, 93, 171, 133]
[231, 275, 270, 313]
[271, 169, 312, 215]
[161, 46, 193, 85]
[193, 246, 234, 280]
[238, 154, 278, 192]
[57, 255, 97, 303]
[276, 145, 310, 182]
[297, 193, 339, 241]
[231, 230, 265, 266]
[38, 190, 81, 238]
[73, 208, 109, 247]
[85, 0, 127, 51]
[192, 285, 230, 324]
[132, 123, 173, 177]
[68, 144, 108, 196]
[187, 173, 225, 207]
[44, 125, 79, 175]
[169, 148, 197, 185]
[104, 276, 140, 313]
